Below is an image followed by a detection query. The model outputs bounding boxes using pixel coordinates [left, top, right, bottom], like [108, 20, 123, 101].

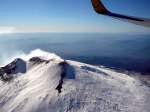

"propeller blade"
[91, 0, 150, 27]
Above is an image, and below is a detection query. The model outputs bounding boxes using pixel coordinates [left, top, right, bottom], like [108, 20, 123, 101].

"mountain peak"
[0, 51, 149, 112]
[0, 58, 26, 81]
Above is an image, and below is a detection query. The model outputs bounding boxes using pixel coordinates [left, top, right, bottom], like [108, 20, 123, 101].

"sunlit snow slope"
[0, 50, 150, 112]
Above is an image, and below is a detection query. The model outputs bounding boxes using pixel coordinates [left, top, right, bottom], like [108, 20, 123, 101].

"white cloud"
[0, 26, 16, 34]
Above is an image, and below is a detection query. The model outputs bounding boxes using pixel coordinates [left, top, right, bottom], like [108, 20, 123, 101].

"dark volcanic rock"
[0, 58, 26, 81]
[56, 61, 68, 93]
[29, 57, 49, 64]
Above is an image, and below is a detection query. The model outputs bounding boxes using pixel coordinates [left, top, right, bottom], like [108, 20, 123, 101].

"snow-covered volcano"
[0, 50, 150, 112]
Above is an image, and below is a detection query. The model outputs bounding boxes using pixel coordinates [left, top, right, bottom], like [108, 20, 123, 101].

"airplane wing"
[91, 0, 150, 27]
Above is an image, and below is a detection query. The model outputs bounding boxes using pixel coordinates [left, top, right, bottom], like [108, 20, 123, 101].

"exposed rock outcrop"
[0, 58, 26, 81]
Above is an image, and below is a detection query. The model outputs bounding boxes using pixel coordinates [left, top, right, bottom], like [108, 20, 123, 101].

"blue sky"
[0, 0, 150, 33]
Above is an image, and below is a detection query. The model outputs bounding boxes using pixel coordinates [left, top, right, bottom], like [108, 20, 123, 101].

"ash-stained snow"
[0, 50, 150, 112]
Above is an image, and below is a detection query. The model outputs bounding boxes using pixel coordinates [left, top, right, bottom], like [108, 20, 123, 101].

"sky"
[0, 0, 150, 33]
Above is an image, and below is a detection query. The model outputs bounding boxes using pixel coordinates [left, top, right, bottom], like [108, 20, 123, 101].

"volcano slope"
[0, 51, 150, 112]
